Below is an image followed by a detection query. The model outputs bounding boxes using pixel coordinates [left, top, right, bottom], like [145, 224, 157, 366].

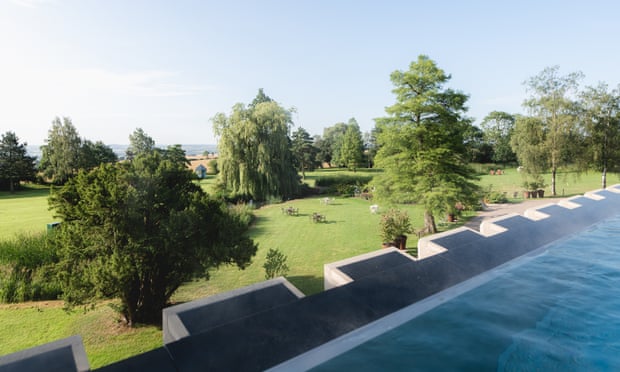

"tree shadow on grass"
[286, 275, 325, 296]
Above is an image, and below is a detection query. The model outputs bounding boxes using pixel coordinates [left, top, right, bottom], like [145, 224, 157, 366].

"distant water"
[26, 144, 218, 160]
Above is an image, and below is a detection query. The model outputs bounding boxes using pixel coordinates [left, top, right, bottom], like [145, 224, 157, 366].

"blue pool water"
[313, 215, 620, 371]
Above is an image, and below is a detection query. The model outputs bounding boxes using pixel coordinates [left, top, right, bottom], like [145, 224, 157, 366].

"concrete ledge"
[0, 335, 89, 372]
[162, 277, 304, 344]
[324, 248, 415, 290]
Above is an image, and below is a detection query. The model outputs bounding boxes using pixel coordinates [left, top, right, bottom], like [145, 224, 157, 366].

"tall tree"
[49, 150, 257, 326]
[79, 140, 118, 170]
[0, 131, 36, 192]
[339, 118, 364, 171]
[362, 129, 378, 168]
[212, 90, 299, 201]
[40, 117, 82, 184]
[374, 55, 480, 233]
[291, 127, 318, 179]
[523, 66, 584, 195]
[480, 111, 517, 165]
[580, 83, 620, 189]
[316, 122, 347, 166]
[510, 115, 548, 187]
[126, 128, 155, 160]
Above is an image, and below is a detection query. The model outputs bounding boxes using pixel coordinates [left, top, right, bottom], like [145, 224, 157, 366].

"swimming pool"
[308, 214, 620, 371]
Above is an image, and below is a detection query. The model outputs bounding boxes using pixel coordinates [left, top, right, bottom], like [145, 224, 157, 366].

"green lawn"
[0, 301, 161, 369]
[0, 184, 56, 239]
[0, 167, 618, 367]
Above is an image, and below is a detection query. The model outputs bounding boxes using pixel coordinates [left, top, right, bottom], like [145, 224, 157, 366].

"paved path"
[465, 198, 568, 231]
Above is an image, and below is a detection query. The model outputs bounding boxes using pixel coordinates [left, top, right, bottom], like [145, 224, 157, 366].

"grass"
[0, 184, 56, 240]
[0, 301, 161, 369]
[0, 167, 617, 367]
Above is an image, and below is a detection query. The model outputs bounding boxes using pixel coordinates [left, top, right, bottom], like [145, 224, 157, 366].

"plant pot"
[523, 191, 530, 199]
[394, 235, 407, 250]
[447, 213, 456, 222]
[537, 189, 545, 198]
[530, 190, 538, 198]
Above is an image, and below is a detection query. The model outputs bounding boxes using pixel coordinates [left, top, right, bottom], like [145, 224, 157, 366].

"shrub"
[0, 232, 61, 302]
[314, 174, 373, 196]
[379, 209, 413, 243]
[207, 159, 218, 175]
[263, 248, 289, 279]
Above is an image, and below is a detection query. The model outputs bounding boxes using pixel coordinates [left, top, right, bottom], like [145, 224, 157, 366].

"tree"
[0, 131, 36, 192]
[339, 118, 364, 171]
[212, 90, 299, 201]
[49, 150, 257, 326]
[510, 115, 548, 188]
[362, 129, 378, 168]
[463, 124, 493, 163]
[40, 117, 82, 184]
[291, 127, 318, 179]
[374, 55, 480, 233]
[126, 128, 155, 160]
[523, 66, 584, 195]
[79, 140, 118, 170]
[480, 111, 517, 165]
[580, 83, 620, 189]
[315, 122, 347, 166]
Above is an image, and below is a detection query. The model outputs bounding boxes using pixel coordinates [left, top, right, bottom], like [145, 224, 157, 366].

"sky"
[2, 0, 620, 146]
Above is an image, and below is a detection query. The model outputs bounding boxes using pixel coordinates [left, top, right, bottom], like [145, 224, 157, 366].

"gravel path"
[464, 197, 568, 231]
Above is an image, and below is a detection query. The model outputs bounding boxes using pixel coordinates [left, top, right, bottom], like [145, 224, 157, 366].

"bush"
[483, 185, 508, 204]
[314, 174, 373, 196]
[263, 248, 289, 279]
[0, 233, 61, 302]
[379, 209, 413, 243]
[207, 159, 218, 175]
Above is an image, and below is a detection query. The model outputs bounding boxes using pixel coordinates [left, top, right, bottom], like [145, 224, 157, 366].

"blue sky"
[2, 0, 619, 146]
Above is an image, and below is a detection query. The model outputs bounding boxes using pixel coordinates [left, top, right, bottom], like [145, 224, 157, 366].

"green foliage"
[580, 83, 620, 188]
[263, 248, 289, 279]
[374, 55, 480, 233]
[314, 174, 373, 195]
[48, 150, 257, 326]
[0, 233, 61, 302]
[481, 111, 517, 164]
[379, 209, 413, 243]
[207, 159, 218, 174]
[0, 131, 37, 192]
[522, 66, 584, 195]
[78, 140, 118, 170]
[40, 117, 82, 185]
[212, 90, 300, 202]
[291, 127, 319, 178]
[338, 118, 364, 171]
[126, 128, 155, 160]
[482, 185, 508, 204]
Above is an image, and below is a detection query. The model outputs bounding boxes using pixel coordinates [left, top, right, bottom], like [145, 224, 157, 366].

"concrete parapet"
[0, 336, 89, 372]
[162, 276, 304, 344]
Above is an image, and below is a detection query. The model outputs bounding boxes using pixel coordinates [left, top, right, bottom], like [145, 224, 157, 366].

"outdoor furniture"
[311, 212, 326, 223]
[283, 206, 298, 216]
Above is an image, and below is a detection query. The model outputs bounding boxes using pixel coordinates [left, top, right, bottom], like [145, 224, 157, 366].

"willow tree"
[212, 90, 299, 201]
[374, 55, 480, 233]
[524, 66, 584, 195]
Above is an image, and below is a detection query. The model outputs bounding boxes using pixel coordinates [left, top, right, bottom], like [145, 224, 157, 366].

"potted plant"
[379, 209, 414, 250]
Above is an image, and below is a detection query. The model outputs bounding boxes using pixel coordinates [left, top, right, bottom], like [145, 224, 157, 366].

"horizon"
[2, 1, 620, 145]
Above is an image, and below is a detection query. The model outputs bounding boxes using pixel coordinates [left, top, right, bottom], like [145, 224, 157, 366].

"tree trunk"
[551, 166, 557, 196]
[424, 210, 437, 234]
[602, 166, 607, 189]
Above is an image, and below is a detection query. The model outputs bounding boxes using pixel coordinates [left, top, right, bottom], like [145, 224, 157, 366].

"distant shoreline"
[26, 144, 218, 159]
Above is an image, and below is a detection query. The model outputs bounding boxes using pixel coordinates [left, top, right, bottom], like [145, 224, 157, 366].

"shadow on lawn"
[286, 275, 325, 296]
